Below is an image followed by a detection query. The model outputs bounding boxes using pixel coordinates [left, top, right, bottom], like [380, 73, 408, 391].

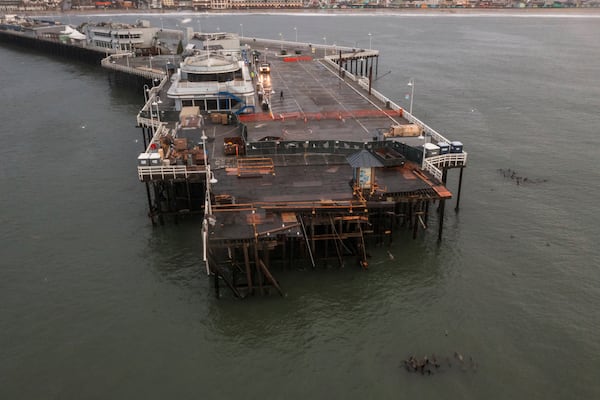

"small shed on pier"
[347, 149, 383, 191]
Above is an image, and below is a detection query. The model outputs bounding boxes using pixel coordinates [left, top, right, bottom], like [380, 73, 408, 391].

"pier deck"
[132, 41, 466, 297]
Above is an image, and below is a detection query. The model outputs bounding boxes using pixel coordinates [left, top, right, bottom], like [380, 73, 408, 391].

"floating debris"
[496, 168, 548, 186]
[402, 352, 478, 376]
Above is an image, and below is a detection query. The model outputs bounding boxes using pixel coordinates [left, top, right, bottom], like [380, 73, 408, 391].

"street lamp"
[368, 32, 372, 50]
[200, 130, 210, 273]
[323, 36, 326, 56]
[240, 23, 243, 39]
[152, 96, 163, 125]
[279, 32, 283, 50]
[294, 26, 298, 42]
[407, 78, 415, 115]
[200, 127, 218, 272]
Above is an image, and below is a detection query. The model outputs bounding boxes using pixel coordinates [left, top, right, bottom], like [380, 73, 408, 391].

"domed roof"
[182, 54, 238, 74]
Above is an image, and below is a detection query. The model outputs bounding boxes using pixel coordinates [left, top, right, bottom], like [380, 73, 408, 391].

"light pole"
[240, 23, 243, 39]
[323, 36, 326, 56]
[279, 32, 283, 50]
[149, 55, 153, 71]
[368, 32, 372, 50]
[152, 96, 163, 126]
[147, 93, 155, 136]
[294, 26, 297, 42]
[201, 128, 217, 275]
[407, 78, 415, 115]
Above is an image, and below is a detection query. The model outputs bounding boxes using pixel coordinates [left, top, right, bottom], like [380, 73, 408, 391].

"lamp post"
[143, 84, 150, 103]
[201, 129, 217, 275]
[149, 55, 153, 71]
[294, 26, 298, 42]
[407, 78, 415, 115]
[152, 96, 163, 124]
[368, 32, 372, 50]
[240, 23, 243, 39]
[323, 36, 326, 56]
[279, 32, 283, 50]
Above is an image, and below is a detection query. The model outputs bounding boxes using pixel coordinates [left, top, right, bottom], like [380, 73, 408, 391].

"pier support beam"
[258, 259, 284, 297]
[455, 167, 464, 212]
[145, 181, 156, 226]
[438, 199, 446, 242]
[243, 243, 253, 295]
[412, 202, 420, 240]
[141, 127, 148, 150]
[254, 242, 264, 295]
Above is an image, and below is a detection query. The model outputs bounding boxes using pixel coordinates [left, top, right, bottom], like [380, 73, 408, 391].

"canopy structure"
[61, 25, 86, 41]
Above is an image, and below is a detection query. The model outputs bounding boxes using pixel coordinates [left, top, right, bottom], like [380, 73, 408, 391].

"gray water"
[1, 12, 599, 399]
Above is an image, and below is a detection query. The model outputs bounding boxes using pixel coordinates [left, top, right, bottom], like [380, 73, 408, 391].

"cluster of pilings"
[332, 50, 379, 78]
[206, 193, 453, 299]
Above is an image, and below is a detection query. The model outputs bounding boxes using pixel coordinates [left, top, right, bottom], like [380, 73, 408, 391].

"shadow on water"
[142, 218, 206, 289]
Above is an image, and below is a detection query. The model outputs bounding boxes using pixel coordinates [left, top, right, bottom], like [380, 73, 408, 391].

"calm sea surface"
[1, 11, 599, 399]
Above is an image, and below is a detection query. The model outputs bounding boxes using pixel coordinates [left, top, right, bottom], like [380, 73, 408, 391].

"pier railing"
[138, 165, 207, 181]
[137, 75, 170, 143]
[101, 53, 165, 81]
[422, 152, 468, 181]
[240, 37, 368, 58]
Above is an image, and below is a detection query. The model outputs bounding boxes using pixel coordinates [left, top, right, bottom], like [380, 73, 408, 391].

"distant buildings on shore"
[1, 0, 599, 12]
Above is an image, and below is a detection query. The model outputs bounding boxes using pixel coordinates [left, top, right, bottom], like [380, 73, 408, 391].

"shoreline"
[23, 7, 600, 18]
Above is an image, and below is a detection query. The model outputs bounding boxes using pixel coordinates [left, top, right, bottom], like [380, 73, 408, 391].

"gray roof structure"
[346, 150, 384, 168]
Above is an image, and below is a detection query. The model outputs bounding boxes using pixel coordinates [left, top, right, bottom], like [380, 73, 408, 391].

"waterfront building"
[167, 34, 255, 112]
[84, 20, 185, 55]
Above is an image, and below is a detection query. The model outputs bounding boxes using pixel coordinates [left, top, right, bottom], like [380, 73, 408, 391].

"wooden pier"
[133, 40, 467, 298]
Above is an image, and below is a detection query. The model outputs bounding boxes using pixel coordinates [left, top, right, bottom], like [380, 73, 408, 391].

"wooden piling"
[438, 199, 446, 242]
[243, 242, 253, 295]
[258, 260, 284, 297]
[455, 167, 464, 212]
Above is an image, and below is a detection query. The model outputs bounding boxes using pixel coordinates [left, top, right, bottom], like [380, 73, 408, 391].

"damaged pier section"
[133, 39, 467, 298]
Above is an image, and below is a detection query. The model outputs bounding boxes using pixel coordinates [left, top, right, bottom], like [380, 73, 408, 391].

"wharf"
[129, 39, 467, 298]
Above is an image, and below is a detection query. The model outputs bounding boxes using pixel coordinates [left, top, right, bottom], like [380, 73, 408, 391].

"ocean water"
[1, 12, 599, 399]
